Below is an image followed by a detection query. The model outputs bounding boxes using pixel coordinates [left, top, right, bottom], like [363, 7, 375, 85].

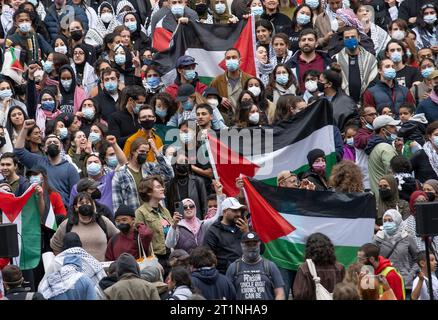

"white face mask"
[54, 45, 68, 55]
[207, 98, 219, 108]
[391, 30, 405, 41]
[330, 19, 339, 32]
[247, 86, 261, 97]
[248, 112, 260, 124]
[305, 80, 318, 93]
[101, 12, 113, 23]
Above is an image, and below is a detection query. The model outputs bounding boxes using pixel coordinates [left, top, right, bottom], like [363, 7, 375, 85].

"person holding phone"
[166, 180, 224, 254]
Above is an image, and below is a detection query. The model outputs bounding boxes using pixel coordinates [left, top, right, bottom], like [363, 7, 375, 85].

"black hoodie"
[58, 65, 77, 114]
[116, 253, 141, 278]
[191, 267, 236, 300]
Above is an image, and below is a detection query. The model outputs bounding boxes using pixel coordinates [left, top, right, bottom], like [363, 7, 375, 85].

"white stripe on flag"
[45, 203, 57, 231]
[280, 213, 374, 247]
[185, 48, 225, 78]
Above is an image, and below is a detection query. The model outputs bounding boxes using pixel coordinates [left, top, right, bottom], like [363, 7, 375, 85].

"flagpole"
[204, 134, 220, 182]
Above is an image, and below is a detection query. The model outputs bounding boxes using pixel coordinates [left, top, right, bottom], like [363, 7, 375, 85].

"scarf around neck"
[423, 141, 438, 177]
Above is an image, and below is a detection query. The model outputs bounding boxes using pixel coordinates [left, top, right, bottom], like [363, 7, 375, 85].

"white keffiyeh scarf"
[423, 141, 438, 177]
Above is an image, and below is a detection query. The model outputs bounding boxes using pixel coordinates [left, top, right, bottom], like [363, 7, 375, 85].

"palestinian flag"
[206, 99, 337, 196]
[44, 202, 57, 231]
[243, 177, 376, 270]
[0, 185, 41, 270]
[152, 16, 174, 52]
[154, 16, 256, 85]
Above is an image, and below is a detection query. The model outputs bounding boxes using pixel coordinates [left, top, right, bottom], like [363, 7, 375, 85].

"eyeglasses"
[74, 51, 85, 56]
[184, 204, 195, 210]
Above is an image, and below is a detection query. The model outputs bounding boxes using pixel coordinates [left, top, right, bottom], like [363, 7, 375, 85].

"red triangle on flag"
[242, 176, 296, 243]
[152, 17, 174, 52]
[208, 133, 259, 197]
[0, 186, 36, 223]
[218, 16, 257, 76]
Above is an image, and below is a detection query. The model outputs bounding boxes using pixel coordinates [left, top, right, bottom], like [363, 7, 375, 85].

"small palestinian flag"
[242, 176, 376, 270]
[154, 16, 257, 85]
[0, 185, 41, 270]
[206, 99, 337, 197]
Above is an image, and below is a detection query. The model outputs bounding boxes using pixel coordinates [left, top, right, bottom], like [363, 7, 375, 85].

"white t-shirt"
[412, 274, 438, 300]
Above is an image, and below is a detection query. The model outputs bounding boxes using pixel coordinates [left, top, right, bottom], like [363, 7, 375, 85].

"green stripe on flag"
[198, 76, 214, 86]
[263, 238, 358, 271]
[20, 194, 41, 270]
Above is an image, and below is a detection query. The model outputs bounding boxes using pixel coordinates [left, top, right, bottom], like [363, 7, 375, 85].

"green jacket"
[368, 142, 398, 196]
[135, 202, 173, 256]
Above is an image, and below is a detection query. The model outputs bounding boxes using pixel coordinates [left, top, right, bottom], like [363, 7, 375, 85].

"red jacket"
[165, 80, 208, 99]
[375, 256, 405, 300]
[354, 127, 373, 150]
[105, 223, 153, 261]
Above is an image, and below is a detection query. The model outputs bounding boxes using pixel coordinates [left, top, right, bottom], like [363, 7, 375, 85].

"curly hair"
[304, 233, 337, 266]
[329, 161, 364, 192]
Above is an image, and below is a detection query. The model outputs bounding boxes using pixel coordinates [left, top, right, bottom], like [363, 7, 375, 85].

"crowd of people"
[0, 0, 438, 301]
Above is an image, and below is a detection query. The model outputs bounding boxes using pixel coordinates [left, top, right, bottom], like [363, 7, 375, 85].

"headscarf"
[409, 190, 428, 214]
[336, 8, 365, 34]
[382, 209, 403, 238]
[425, 179, 438, 194]
[182, 198, 201, 235]
[377, 174, 400, 219]
[211, 0, 232, 24]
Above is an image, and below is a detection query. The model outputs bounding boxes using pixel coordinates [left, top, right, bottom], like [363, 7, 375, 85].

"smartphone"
[174, 201, 184, 217]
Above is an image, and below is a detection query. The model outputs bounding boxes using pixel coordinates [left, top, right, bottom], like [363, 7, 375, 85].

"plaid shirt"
[112, 154, 174, 212]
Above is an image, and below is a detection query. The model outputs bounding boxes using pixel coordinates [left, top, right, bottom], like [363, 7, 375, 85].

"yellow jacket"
[123, 129, 163, 162]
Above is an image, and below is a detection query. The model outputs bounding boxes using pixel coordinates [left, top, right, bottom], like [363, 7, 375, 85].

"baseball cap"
[222, 197, 245, 211]
[176, 83, 195, 102]
[77, 178, 100, 192]
[241, 231, 260, 243]
[372, 115, 400, 130]
[176, 55, 197, 68]
[429, 70, 438, 80]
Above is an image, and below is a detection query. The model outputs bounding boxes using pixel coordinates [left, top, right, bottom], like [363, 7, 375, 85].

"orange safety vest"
[379, 266, 406, 300]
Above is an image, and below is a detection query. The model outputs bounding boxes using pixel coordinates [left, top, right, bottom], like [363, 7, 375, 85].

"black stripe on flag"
[248, 177, 376, 219]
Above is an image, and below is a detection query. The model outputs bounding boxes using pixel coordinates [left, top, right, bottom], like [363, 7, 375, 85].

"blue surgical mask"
[385, 129, 397, 142]
[41, 100, 55, 111]
[18, 22, 31, 33]
[89, 132, 101, 144]
[59, 127, 68, 140]
[184, 69, 196, 81]
[61, 79, 72, 90]
[0, 89, 12, 100]
[422, 67, 434, 79]
[134, 103, 142, 114]
[276, 74, 289, 86]
[424, 14, 437, 25]
[226, 59, 239, 72]
[182, 100, 193, 110]
[251, 6, 263, 16]
[344, 38, 358, 50]
[107, 155, 118, 168]
[365, 123, 374, 131]
[125, 21, 137, 32]
[433, 136, 438, 148]
[390, 52, 402, 63]
[43, 60, 54, 73]
[147, 76, 161, 88]
[171, 4, 184, 16]
[383, 221, 397, 235]
[383, 68, 396, 80]
[155, 108, 168, 118]
[215, 3, 226, 14]
[305, 0, 319, 9]
[296, 13, 311, 25]
[180, 131, 194, 143]
[104, 81, 118, 92]
[82, 107, 95, 120]
[346, 137, 354, 146]
[115, 54, 126, 65]
[29, 175, 42, 185]
[87, 162, 102, 176]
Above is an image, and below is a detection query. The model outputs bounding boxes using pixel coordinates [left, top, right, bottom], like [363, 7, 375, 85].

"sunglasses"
[184, 204, 195, 210]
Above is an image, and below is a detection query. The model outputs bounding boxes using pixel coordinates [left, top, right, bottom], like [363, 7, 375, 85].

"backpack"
[66, 214, 109, 240]
[306, 259, 333, 300]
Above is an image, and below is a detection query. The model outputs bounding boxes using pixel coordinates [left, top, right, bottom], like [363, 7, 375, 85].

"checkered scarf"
[336, 8, 365, 34]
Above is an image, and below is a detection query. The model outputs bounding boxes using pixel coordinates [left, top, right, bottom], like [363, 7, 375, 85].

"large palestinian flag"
[206, 99, 337, 196]
[0, 185, 41, 270]
[154, 16, 256, 85]
[243, 177, 376, 270]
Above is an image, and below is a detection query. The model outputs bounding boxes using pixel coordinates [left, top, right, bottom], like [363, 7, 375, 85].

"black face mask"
[317, 82, 325, 92]
[117, 223, 131, 234]
[426, 192, 436, 202]
[137, 153, 147, 165]
[195, 3, 208, 15]
[78, 204, 94, 216]
[71, 30, 83, 41]
[47, 144, 60, 157]
[140, 119, 155, 130]
[0, 137, 6, 148]
[175, 164, 189, 176]
[379, 188, 392, 201]
[91, 189, 101, 200]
